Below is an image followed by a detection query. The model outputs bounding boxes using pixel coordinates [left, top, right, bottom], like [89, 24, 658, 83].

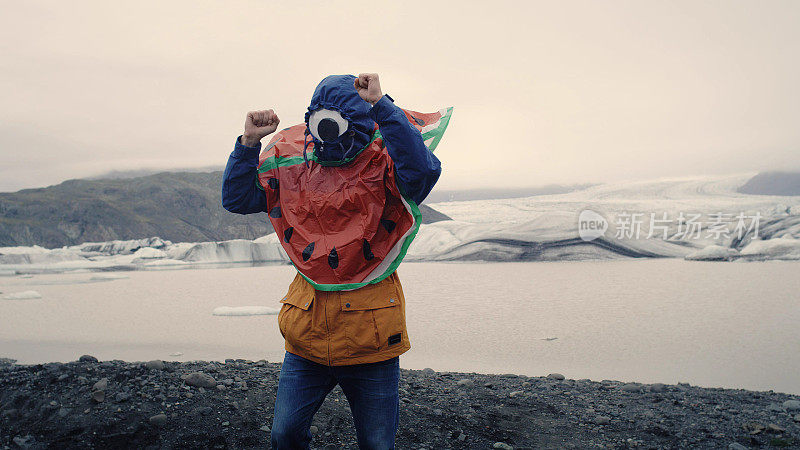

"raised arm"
[221, 110, 280, 214]
[355, 74, 442, 205]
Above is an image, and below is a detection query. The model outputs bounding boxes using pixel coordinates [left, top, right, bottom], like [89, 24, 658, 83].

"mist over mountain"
[0, 171, 450, 248]
[84, 166, 225, 181]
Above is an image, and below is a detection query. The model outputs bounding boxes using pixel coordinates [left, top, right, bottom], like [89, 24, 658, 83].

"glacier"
[1, 173, 798, 274]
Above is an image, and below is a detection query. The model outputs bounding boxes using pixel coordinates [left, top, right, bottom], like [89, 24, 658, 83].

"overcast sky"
[1, 0, 798, 192]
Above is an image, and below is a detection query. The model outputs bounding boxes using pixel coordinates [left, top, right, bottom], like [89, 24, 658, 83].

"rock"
[259, 425, 270, 432]
[457, 433, 466, 441]
[767, 423, 786, 433]
[456, 378, 474, 387]
[649, 383, 666, 393]
[79, 355, 98, 363]
[12, 435, 34, 448]
[547, 373, 565, 380]
[184, 372, 216, 388]
[742, 422, 764, 435]
[309, 425, 319, 435]
[794, 414, 800, 423]
[92, 378, 109, 392]
[728, 443, 748, 450]
[783, 400, 800, 412]
[91, 390, 105, 403]
[91, 378, 109, 402]
[149, 413, 168, 427]
[114, 392, 131, 402]
[433, 408, 443, 416]
[57, 407, 70, 418]
[194, 406, 213, 416]
[145, 360, 165, 370]
[767, 403, 784, 413]
[493, 443, 513, 450]
[620, 383, 642, 393]
[509, 390, 525, 398]
[595, 415, 611, 425]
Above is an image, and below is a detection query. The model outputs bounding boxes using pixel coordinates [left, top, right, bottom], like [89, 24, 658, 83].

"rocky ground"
[1, 356, 799, 449]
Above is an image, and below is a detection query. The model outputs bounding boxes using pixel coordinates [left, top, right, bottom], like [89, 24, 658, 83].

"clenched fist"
[241, 109, 280, 147]
[354, 73, 383, 106]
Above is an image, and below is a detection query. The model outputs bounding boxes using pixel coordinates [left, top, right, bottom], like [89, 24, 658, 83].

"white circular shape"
[308, 109, 349, 141]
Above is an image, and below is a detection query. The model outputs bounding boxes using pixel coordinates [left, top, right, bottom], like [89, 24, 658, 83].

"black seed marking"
[362, 239, 375, 260]
[318, 118, 340, 142]
[328, 247, 339, 269]
[410, 114, 425, 126]
[380, 218, 396, 233]
[267, 178, 279, 189]
[283, 227, 293, 243]
[269, 206, 281, 218]
[302, 242, 315, 262]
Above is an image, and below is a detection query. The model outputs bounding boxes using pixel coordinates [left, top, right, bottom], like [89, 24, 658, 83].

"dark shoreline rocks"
[1, 357, 799, 449]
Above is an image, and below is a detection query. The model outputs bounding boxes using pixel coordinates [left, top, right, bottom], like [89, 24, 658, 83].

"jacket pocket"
[278, 274, 315, 352]
[339, 277, 404, 357]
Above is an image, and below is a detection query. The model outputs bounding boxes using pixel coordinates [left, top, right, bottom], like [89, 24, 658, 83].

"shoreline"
[1, 357, 799, 449]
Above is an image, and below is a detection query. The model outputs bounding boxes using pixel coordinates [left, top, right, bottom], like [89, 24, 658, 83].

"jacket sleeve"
[368, 95, 442, 205]
[221, 136, 267, 214]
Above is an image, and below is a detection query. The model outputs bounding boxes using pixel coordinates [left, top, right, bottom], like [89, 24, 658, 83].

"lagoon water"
[1, 260, 799, 394]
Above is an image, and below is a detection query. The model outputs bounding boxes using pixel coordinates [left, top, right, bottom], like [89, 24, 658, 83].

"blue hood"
[304, 74, 375, 165]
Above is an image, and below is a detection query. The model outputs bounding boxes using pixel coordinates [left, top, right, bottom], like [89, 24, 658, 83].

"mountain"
[738, 171, 800, 196]
[0, 172, 450, 248]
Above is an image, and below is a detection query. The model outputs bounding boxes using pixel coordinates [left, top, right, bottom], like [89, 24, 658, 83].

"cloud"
[1, 0, 799, 192]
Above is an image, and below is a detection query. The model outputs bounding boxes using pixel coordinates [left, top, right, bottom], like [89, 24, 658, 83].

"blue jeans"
[270, 351, 400, 449]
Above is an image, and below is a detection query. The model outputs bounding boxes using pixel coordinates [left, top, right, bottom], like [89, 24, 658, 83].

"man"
[221, 73, 451, 449]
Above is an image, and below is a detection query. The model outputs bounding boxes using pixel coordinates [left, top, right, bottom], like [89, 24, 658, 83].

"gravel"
[0, 356, 798, 448]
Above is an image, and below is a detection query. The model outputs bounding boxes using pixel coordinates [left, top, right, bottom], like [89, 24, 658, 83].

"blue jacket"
[222, 94, 441, 214]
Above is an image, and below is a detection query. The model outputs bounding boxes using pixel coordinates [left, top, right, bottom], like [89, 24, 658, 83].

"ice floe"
[131, 247, 167, 259]
[685, 245, 739, 261]
[2, 290, 43, 300]
[88, 274, 130, 281]
[739, 236, 800, 260]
